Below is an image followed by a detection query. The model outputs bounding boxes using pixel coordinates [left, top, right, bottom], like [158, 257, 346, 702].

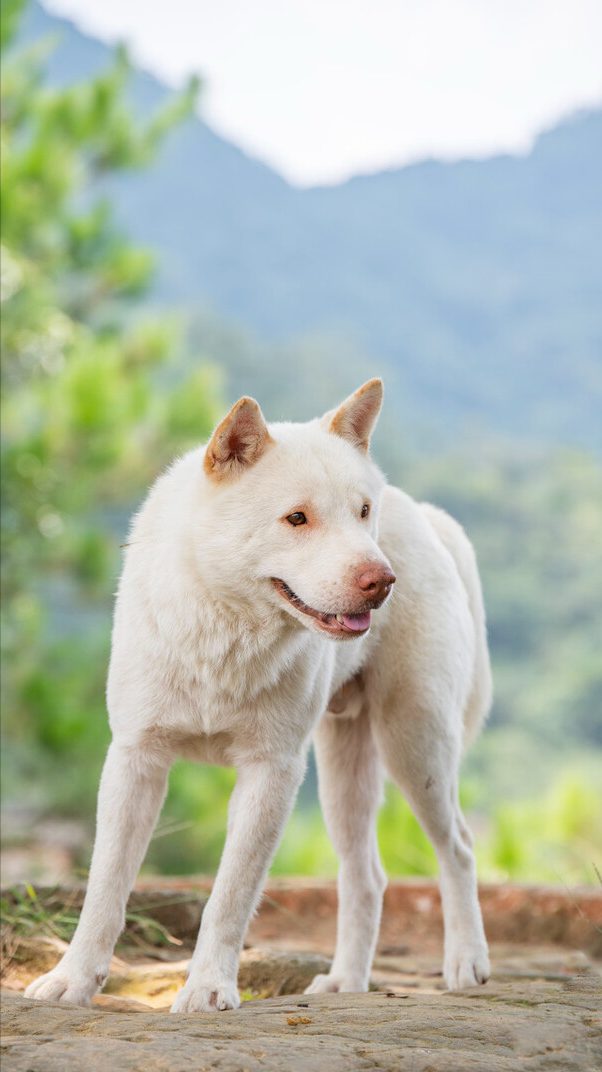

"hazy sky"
[43, 0, 602, 186]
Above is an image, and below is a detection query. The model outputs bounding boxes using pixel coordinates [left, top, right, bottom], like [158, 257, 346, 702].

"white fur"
[25, 382, 491, 1011]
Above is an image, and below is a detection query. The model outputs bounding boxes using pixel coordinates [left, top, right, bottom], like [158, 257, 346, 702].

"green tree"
[0, 0, 219, 818]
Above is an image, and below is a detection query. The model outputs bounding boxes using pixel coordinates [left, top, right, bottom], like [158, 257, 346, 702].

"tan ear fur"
[203, 397, 274, 481]
[326, 379, 383, 453]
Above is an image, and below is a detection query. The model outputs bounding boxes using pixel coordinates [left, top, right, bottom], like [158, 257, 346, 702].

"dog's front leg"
[171, 754, 306, 1013]
[25, 740, 170, 1005]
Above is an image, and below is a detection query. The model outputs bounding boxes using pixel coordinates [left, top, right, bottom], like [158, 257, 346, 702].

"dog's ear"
[204, 397, 273, 481]
[324, 379, 383, 453]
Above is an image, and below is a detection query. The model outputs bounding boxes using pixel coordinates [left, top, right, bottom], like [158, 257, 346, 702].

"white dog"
[26, 379, 491, 1012]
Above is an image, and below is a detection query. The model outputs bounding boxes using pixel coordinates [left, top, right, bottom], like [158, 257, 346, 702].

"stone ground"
[1, 881, 601, 1071]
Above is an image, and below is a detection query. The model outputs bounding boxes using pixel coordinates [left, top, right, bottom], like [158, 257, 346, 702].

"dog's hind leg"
[305, 702, 386, 994]
[373, 709, 490, 991]
[24, 739, 170, 1005]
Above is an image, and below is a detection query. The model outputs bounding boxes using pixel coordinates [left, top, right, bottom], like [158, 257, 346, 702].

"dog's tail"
[419, 502, 493, 748]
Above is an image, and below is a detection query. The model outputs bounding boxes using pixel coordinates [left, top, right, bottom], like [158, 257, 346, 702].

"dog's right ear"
[203, 397, 273, 482]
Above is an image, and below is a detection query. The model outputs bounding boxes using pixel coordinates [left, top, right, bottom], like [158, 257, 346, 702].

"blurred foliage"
[478, 772, 602, 884]
[274, 771, 602, 887]
[1, 1, 600, 890]
[145, 761, 600, 886]
[0, 0, 218, 815]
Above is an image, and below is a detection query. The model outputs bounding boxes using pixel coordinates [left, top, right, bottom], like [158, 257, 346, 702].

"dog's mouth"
[271, 578, 375, 638]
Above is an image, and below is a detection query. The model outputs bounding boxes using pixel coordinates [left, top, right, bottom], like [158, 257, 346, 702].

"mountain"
[19, 3, 602, 449]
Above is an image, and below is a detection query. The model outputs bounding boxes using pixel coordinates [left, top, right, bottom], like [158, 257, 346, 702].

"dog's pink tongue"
[341, 611, 371, 631]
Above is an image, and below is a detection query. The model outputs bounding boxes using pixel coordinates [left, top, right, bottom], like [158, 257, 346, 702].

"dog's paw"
[444, 943, 490, 990]
[304, 972, 367, 995]
[170, 979, 240, 1013]
[24, 967, 100, 1006]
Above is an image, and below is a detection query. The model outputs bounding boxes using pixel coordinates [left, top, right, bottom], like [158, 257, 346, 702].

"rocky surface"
[2, 961, 601, 1072]
[99, 949, 334, 1007]
[1, 881, 601, 1070]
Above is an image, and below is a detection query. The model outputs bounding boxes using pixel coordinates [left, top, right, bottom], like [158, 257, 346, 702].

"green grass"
[0, 885, 192, 954]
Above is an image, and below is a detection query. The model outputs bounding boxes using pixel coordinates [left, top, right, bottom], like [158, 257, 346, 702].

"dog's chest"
[111, 573, 366, 753]
[152, 610, 336, 746]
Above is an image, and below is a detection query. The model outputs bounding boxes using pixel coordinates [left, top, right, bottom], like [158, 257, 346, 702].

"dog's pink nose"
[357, 565, 396, 602]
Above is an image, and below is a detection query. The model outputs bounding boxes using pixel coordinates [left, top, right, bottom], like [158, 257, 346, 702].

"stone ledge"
[6, 880, 600, 955]
[131, 877, 602, 956]
[2, 971, 601, 1072]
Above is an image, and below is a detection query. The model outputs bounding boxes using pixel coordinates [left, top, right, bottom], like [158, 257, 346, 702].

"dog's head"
[199, 379, 395, 640]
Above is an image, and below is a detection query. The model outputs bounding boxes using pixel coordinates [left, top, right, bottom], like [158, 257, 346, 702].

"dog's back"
[418, 501, 493, 745]
[370, 486, 492, 749]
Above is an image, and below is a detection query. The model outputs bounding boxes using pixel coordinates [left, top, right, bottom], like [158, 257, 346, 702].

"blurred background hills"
[2, 1, 600, 886]
[21, 2, 602, 449]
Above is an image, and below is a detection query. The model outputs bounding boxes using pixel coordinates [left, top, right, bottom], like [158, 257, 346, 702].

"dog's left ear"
[204, 397, 273, 481]
[324, 379, 383, 453]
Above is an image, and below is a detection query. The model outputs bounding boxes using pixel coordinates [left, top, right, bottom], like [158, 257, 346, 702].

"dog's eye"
[361, 504, 370, 519]
[287, 512, 307, 526]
